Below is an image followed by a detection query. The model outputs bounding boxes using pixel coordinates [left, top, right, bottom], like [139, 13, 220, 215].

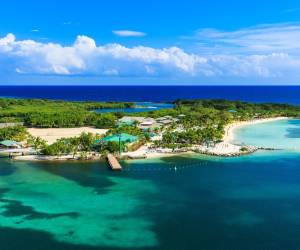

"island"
[0, 98, 299, 161]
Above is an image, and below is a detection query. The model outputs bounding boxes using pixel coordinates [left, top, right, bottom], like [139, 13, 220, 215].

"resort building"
[156, 116, 179, 125]
[157, 119, 174, 125]
[93, 133, 140, 154]
[118, 116, 160, 130]
[140, 118, 157, 129]
[0, 140, 22, 149]
[118, 115, 180, 131]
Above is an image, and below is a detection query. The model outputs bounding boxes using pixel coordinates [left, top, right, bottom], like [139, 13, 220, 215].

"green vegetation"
[98, 141, 126, 156]
[94, 113, 117, 129]
[175, 99, 300, 119]
[0, 126, 28, 141]
[41, 132, 98, 157]
[240, 147, 249, 152]
[27, 136, 47, 152]
[148, 99, 300, 149]
[96, 126, 144, 156]
[0, 98, 133, 128]
[1, 98, 300, 156]
[130, 99, 300, 120]
[109, 124, 147, 139]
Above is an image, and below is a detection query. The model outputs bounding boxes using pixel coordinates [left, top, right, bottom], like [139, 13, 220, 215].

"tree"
[0, 125, 28, 141]
[95, 114, 117, 128]
[78, 132, 95, 152]
[69, 137, 80, 158]
[27, 135, 47, 154]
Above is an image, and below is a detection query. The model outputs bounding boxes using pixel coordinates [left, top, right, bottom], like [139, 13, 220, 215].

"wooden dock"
[107, 154, 122, 170]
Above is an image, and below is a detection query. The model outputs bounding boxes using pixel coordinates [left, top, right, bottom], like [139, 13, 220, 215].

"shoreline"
[223, 117, 289, 144]
[12, 117, 290, 162]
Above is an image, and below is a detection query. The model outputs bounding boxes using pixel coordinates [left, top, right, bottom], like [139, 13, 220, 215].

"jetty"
[107, 154, 122, 170]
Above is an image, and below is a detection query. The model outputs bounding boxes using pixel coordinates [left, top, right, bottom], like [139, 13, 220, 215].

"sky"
[1, 0, 300, 85]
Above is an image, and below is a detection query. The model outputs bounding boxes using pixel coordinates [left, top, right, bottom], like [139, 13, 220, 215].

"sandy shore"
[27, 127, 108, 144]
[15, 117, 289, 162]
[223, 117, 288, 144]
[125, 117, 289, 159]
[123, 142, 253, 159]
[122, 145, 195, 159]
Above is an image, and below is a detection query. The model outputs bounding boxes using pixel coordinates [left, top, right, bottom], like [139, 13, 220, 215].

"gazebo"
[0, 140, 21, 149]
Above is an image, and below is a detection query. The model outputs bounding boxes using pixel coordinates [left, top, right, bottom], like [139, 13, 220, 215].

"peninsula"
[0, 98, 299, 161]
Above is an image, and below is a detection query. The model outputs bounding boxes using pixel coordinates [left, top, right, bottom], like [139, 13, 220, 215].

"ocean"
[1, 150, 300, 249]
[1, 86, 300, 249]
[1, 85, 300, 104]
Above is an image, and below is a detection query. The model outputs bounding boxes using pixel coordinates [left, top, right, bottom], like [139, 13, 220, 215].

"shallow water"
[1, 121, 300, 249]
[232, 119, 300, 150]
[95, 102, 174, 114]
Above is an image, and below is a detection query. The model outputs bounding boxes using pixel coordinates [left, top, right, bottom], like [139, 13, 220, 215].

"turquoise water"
[95, 102, 174, 114]
[232, 119, 300, 150]
[1, 120, 300, 249]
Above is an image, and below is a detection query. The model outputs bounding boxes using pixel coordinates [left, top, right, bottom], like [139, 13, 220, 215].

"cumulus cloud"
[1, 31, 300, 80]
[0, 33, 205, 76]
[113, 30, 146, 37]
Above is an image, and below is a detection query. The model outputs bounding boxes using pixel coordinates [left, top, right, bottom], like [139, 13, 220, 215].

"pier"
[107, 154, 122, 170]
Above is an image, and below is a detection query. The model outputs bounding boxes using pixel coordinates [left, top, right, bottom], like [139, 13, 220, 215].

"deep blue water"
[1, 86, 300, 249]
[1, 86, 300, 104]
[2, 152, 300, 250]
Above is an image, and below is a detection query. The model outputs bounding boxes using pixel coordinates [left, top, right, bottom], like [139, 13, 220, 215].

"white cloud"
[1, 31, 300, 80]
[0, 33, 16, 47]
[192, 23, 300, 55]
[113, 30, 146, 37]
[0, 33, 204, 76]
[207, 53, 300, 78]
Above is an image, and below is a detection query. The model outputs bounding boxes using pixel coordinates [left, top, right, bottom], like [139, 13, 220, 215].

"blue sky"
[1, 0, 300, 85]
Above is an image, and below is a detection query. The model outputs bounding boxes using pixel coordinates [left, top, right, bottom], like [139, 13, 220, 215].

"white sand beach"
[27, 127, 108, 144]
[15, 117, 289, 162]
[123, 145, 195, 159]
[124, 117, 289, 159]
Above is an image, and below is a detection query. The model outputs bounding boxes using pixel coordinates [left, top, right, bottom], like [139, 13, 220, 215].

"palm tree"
[68, 137, 80, 159]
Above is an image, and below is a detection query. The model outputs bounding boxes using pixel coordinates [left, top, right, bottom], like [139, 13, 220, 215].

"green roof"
[0, 140, 20, 147]
[95, 133, 139, 144]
